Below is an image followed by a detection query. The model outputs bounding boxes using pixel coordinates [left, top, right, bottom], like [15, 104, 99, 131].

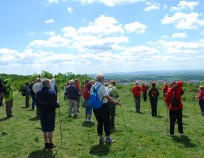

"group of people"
[1, 74, 204, 149]
[131, 81, 185, 136]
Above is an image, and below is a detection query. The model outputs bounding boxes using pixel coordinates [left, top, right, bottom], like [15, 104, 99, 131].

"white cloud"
[44, 19, 55, 23]
[125, 21, 147, 34]
[67, 7, 73, 14]
[172, 33, 187, 38]
[170, 1, 199, 11]
[145, 2, 160, 11]
[75, 0, 144, 7]
[48, 0, 59, 4]
[161, 12, 204, 30]
[29, 35, 70, 48]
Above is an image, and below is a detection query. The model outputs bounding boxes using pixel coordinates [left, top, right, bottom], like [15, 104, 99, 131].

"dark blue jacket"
[36, 87, 57, 114]
[66, 85, 80, 100]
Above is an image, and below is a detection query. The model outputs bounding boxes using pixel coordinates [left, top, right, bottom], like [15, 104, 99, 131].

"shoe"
[99, 138, 105, 144]
[169, 133, 174, 137]
[85, 118, 89, 122]
[48, 143, 56, 149]
[106, 138, 115, 144]
[73, 114, 78, 117]
[44, 143, 49, 149]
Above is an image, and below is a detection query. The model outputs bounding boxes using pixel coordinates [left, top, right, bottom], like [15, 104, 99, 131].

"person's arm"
[105, 95, 121, 106]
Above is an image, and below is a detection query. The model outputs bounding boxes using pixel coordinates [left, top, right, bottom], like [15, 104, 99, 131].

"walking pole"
[118, 100, 127, 127]
[165, 104, 169, 135]
[58, 106, 62, 146]
[57, 92, 62, 146]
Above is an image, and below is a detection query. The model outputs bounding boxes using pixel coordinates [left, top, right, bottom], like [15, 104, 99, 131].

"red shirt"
[141, 85, 147, 92]
[164, 81, 183, 111]
[132, 85, 142, 96]
[162, 85, 168, 93]
[198, 90, 204, 100]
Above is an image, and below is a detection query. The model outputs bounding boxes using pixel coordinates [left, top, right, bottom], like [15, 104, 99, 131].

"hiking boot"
[106, 138, 115, 144]
[169, 133, 174, 137]
[99, 138, 105, 144]
[48, 143, 56, 149]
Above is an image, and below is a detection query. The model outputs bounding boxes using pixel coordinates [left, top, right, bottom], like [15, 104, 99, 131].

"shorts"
[40, 112, 56, 132]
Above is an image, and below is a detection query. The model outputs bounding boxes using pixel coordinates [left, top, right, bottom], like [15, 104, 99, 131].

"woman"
[36, 79, 59, 149]
[195, 86, 204, 115]
[164, 81, 184, 137]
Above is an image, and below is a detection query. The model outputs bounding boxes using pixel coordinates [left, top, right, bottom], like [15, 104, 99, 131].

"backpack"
[150, 88, 157, 98]
[171, 88, 180, 107]
[89, 84, 103, 109]
[1, 87, 9, 98]
[21, 90, 26, 96]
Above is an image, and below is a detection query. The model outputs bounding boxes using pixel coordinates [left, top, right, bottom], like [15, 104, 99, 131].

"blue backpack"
[89, 84, 103, 109]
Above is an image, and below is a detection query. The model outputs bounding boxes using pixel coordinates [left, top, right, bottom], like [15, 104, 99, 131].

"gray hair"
[95, 73, 104, 82]
[69, 80, 75, 85]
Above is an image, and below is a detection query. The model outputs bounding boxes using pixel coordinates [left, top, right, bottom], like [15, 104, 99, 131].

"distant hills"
[88, 69, 204, 83]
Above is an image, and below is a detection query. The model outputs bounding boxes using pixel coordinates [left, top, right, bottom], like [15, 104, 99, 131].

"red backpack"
[83, 86, 90, 99]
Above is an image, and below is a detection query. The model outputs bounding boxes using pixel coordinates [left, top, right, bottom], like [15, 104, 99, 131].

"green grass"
[0, 86, 204, 158]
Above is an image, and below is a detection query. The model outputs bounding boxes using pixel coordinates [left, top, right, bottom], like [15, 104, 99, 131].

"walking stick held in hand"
[118, 100, 127, 127]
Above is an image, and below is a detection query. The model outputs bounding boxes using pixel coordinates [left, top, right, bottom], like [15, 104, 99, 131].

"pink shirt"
[198, 90, 204, 100]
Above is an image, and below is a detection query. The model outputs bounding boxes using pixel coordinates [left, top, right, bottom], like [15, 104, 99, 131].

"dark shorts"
[40, 112, 56, 132]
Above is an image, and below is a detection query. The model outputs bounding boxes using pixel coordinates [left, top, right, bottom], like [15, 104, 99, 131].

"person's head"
[69, 80, 75, 85]
[96, 73, 105, 83]
[152, 82, 156, 87]
[199, 86, 204, 90]
[85, 80, 89, 85]
[42, 79, 51, 88]
[26, 82, 29, 86]
[109, 80, 116, 86]
[135, 82, 138, 85]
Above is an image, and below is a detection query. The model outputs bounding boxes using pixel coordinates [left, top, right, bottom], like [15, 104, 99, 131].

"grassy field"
[0, 85, 204, 158]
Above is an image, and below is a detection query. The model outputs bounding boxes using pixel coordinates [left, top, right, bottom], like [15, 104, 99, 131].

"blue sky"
[0, 0, 204, 75]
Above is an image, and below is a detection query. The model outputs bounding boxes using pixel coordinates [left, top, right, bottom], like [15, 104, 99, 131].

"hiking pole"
[165, 104, 169, 135]
[118, 100, 127, 128]
[58, 106, 62, 146]
[57, 92, 62, 146]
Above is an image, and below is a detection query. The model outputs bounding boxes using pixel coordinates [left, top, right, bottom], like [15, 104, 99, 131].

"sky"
[0, 0, 204, 75]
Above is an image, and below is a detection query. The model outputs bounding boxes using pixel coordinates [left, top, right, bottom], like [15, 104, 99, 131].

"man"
[66, 80, 80, 117]
[164, 81, 184, 137]
[132, 82, 142, 113]
[1, 78, 14, 117]
[36, 79, 59, 149]
[106, 80, 119, 129]
[91, 74, 121, 144]
[23, 82, 30, 108]
[148, 83, 160, 117]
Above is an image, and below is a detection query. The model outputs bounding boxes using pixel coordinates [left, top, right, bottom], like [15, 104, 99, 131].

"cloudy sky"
[0, 0, 204, 75]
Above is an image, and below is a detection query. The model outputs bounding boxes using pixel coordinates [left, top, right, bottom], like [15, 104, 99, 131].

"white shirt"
[32, 82, 42, 94]
[91, 81, 108, 103]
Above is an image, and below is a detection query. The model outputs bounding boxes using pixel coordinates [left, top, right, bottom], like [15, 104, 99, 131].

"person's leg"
[93, 108, 103, 136]
[6, 99, 13, 117]
[26, 95, 29, 107]
[73, 100, 78, 116]
[176, 109, 183, 134]
[68, 99, 72, 116]
[169, 110, 176, 135]
[138, 96, 141, 112]
[150, 99, 154, 116]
